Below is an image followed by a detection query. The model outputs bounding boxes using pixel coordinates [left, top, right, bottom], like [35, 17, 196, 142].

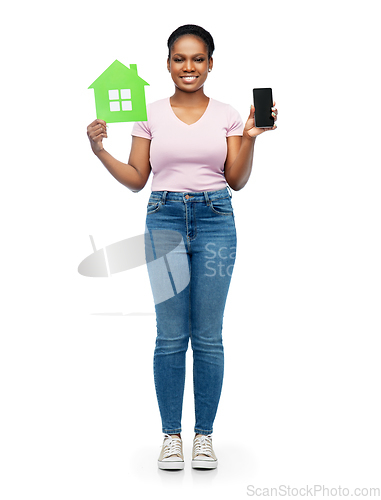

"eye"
[195, 58, 205, 63]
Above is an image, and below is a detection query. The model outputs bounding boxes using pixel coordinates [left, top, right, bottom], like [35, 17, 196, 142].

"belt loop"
[204, 191, 211, 206]
[161, 191, 167, 204]
[227, 185, 233, 198]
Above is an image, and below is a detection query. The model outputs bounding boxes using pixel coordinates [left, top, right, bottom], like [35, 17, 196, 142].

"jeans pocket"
[147, 197, 162, 215]
[209, 197, 233, 216]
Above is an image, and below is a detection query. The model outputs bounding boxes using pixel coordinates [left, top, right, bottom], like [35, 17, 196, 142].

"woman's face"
[167, 35, 213, 94]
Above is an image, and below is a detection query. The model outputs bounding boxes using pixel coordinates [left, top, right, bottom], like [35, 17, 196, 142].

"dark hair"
[167, 24, 215, 60]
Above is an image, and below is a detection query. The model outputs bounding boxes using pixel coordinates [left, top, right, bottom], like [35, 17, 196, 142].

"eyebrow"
[172, 53, 206, 57]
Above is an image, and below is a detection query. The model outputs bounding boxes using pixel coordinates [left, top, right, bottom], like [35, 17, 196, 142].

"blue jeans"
[144, 187, 237, 435]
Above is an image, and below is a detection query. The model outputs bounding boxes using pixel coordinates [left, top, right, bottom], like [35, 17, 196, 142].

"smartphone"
[253, 88, 274, 128]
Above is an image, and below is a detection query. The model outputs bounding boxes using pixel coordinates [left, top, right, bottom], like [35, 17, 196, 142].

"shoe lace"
[193, 435, 213, 457]
[162, 434, 182, 458]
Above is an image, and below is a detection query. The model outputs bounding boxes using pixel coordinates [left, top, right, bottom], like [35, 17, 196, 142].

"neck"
[170, 87, 209, 108]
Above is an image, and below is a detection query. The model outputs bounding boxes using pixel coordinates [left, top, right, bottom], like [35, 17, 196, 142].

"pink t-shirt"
[131, 97, 243, 192]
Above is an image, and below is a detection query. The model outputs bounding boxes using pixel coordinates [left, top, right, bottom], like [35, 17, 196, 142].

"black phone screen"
[253, 88, 274, 128]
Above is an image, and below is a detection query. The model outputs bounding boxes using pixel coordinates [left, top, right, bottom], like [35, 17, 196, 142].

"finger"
[87, 120, 107, 136]
[92, 134, 107, 143]
[88, 124, 107, 137]
[94, 123, 107, 133]
[261, 124, 277, 132]
[93, 119, 107, 126]
[88, 118, 106, 128]
[95, 129, 108, 138]
[89, 130, 107, 142]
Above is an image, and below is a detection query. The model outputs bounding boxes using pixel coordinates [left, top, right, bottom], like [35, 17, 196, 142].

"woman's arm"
[224, 135, 255, 191]
[87, 119, 151, 192]
[224, 103, 277, 191]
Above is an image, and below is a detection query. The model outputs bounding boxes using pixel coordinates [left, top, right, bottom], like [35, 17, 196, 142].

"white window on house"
[108, 89, 132, 112]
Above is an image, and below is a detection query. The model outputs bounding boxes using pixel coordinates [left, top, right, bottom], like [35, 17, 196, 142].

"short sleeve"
[131, 119, 152, 140]
[226, 105, 244, 137]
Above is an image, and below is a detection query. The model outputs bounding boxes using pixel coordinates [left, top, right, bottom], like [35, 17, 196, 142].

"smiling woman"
[86, 23, 278, 472]
[167, 27, 213, 98]
[166, 25, 214, 125]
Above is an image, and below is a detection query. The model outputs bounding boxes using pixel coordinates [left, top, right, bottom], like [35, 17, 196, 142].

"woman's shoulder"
[208, 98, 244, 135]
[210, 98, 241, 115]
[209, 98, 242, 120]
[131, 99, 168, 136]
[210, 97, 233, 108]
[146, 98, 169, 112]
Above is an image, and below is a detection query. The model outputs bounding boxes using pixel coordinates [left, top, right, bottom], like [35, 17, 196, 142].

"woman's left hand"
[243, 102, 278, 139]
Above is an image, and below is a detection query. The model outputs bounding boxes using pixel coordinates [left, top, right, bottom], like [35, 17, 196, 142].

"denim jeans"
[144, 187, 237, 436]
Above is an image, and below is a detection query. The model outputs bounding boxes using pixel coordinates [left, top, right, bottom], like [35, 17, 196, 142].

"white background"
[1, 0, 380, 498]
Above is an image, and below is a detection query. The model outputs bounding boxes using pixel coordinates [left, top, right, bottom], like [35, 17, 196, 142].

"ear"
[167, 58, 170, 72]
[209, 57, 213, 72]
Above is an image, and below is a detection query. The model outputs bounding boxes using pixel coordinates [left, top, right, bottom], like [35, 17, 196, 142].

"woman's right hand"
[87, 119, 107, 154]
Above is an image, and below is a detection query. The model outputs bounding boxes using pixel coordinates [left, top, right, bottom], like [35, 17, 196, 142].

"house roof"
[88, 60, 149, 89]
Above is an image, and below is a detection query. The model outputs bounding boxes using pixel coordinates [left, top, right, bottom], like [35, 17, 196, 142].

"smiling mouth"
[180, 76, 198, 81]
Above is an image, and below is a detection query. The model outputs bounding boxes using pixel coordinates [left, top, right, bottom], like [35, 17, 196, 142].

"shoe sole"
[158, 460, 185, 470]
[191, 459, 218, 469]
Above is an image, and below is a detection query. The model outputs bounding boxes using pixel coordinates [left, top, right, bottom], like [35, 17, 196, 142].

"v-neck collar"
[168, 97, 212, 127]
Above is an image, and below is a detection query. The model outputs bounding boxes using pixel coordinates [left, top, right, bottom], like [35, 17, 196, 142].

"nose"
[183, 58, 195, 72]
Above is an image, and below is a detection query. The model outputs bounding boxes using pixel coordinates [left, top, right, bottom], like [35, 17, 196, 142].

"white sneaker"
[191, 434, 218, 469]
[158, 434, 184, 470]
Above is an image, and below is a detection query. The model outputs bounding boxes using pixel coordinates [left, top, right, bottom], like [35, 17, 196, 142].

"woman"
[87, 24, 277, 470]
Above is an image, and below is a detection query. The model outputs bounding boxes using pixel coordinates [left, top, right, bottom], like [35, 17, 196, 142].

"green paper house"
[88, 60, 149, 123]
